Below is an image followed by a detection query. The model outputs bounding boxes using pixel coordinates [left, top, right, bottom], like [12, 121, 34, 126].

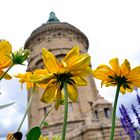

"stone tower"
[24, 12, 129, 140]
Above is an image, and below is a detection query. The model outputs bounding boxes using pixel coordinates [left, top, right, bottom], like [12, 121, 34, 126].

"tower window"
[37, 38, 40, 41]
[58, 33, 61, 36]
[89, 102, 93, 108]
[104, 108, 111, 118]
[94, 110, 99, 119]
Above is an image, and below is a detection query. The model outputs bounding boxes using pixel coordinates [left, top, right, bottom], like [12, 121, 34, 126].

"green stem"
[61, 82, 68, 140]
[110, 84, 121, 140]
[0, 63, 14, 80]
[39, 104, 55, 128]
[17, 93, 33, 131]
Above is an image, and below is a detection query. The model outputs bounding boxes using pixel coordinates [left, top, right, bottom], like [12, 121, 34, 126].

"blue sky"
[1, 0, 140, 138]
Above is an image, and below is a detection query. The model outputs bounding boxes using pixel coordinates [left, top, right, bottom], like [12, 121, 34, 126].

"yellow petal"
[33, 69, 48, 74]
[55, 88, 63, 110]
[39, 135, 49, 140]
[0, 70, 12, 80]
[30, 74, 57, 90]
[4, 73, 12, 80]
[62, 46, 80, 66]
[32, 69, 49, 87]
[120, 86, 126, 94]
[42, 48, 60, 73]
[15, 72, 34, 90]
[72, 67, 92, 77]
[127, 66, 140, 78]
[120, 59, 131, 76]
[0, 40, 12, 69]
[132, 80, 140, 88]
[120, 84, 133, 94]
[102, 80, 117, 87]
[92, 65, 114, 81]
[72, 76, 87, 86]
[41, 84, 57, 103]
[93, 70, 108, 81]
[6, 133, 14, 140]
[15, 72, 31, 82]
[109, 58, 121, 75]
[0, 40, 12, 59]
[67, 84, 78, 102]
[126, 87, 133, 93]
[127, 66, 140, 83]
[26, 82, 34, 90]
[30, 73, 54, 83]
[0, 59, 12, 69]
[68, 54, 90, 72]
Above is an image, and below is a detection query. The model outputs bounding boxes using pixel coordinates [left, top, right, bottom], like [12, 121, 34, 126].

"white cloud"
[0, 79, 27, 137]
[1, 107, 17, 127]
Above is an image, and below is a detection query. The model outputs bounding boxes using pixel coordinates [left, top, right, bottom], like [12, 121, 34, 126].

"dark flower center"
[54, 72, 75, 90]
[108, 75, 132, 89]
[13, 132, 22, 140]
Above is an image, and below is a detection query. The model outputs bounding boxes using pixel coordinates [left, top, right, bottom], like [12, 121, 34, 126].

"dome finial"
[47, 11, 60, 23]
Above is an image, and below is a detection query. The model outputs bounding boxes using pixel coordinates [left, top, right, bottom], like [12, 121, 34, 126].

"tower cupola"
[47, 11, 60, 23]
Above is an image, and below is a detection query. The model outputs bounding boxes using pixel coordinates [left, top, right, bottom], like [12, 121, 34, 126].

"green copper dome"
[47, 11, 60, 23]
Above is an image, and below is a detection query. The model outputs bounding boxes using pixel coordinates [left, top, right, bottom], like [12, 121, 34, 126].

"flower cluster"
[2, 38, 140, 140]
[119, 104, 136, 140]
[119, 94, 140, 140]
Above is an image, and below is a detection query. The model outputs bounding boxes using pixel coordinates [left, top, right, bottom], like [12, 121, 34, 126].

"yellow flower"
[39, 135, 49, 140]
[6, 133, 17, 140]
[31, 46, 91, 109]
[15, 72, 33, 90]
[15, 69, 48, 90]
[6, 132, 22, 140]
[39, 135, 60, 140]
[0, 40, 12, 80]
[92, 58, 140, 94]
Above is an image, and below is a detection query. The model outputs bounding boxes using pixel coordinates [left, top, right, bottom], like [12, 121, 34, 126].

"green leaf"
[43, 122, 49, 128]
[27, 126, 41, 140]
[0, 102, 15, 109]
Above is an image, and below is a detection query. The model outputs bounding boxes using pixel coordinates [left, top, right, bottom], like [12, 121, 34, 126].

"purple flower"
[119, 104, 136, 140]
[137, 94, 140, 105]
[120, 117, 127, 133]
[131, 104, 140, 126]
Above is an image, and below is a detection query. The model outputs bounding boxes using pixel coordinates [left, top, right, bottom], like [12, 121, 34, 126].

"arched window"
[94, 110, 99, 119]
[104, 108, 111, 118]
